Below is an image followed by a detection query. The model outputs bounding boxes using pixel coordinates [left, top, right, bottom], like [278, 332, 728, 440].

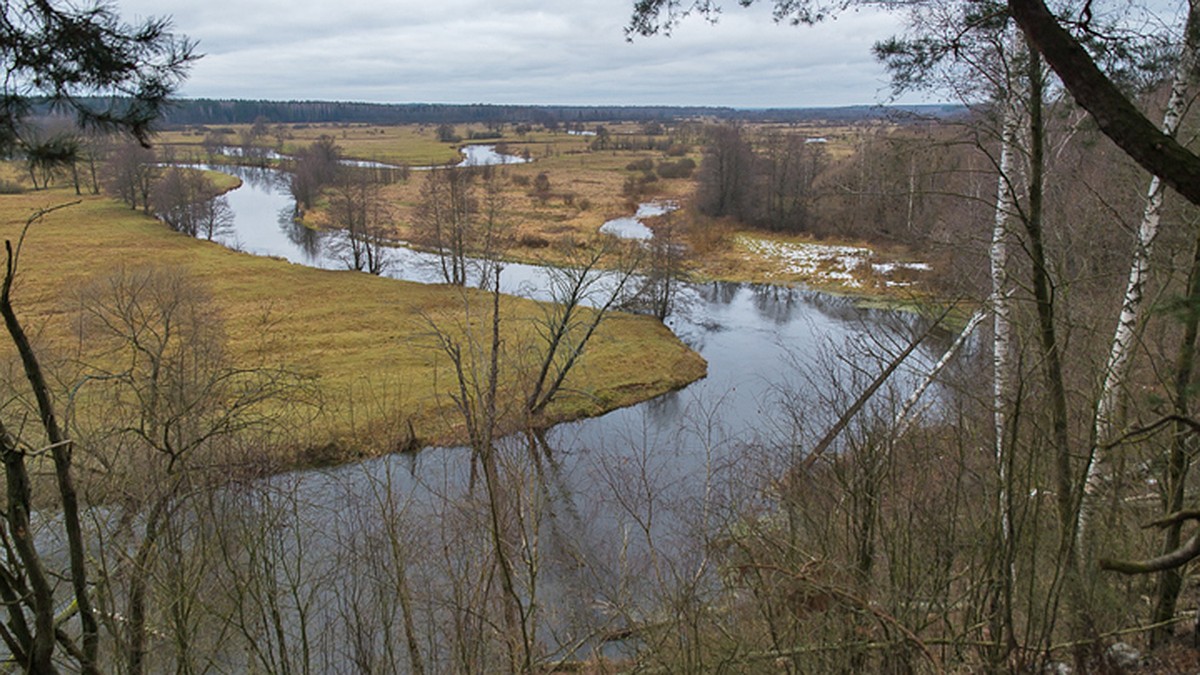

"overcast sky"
[113, 0, 922, 108]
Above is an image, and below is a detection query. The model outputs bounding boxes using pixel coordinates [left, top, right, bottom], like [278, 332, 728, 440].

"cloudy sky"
[114, 0, 921, 108]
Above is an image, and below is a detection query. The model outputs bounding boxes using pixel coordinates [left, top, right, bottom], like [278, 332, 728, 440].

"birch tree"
[1079, 0, 1200, 571]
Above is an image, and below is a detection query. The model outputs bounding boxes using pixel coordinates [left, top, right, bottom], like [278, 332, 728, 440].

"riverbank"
[0, 187, 706, 464]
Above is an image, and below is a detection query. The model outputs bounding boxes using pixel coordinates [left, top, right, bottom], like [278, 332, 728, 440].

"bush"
[511, 174, 531, 187]
[0, 179, 25, 194]
[532, 172, 552, 204]
[626, 158, 654, 172]
[622, 176, 641, 198]
[657, 158, 696, 179]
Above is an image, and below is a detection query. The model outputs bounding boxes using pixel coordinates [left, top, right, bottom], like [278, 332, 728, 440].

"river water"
[220, 143, 530, 170]
[213, 163, 935, 442]
[173, 162, 947, 666]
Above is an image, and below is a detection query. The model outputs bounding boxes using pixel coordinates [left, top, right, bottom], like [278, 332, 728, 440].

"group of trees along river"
[7, 0, 1200, 671]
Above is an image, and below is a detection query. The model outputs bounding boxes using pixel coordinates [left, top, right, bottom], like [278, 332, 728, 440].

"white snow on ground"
[737, 236, 929, 288]
[872, 261, 931, 274]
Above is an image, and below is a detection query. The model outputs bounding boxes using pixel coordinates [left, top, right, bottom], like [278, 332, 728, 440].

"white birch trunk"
[1078, 8, 1200, 558]
[981, 56, 1023, 656]
[892, 308, 986, 438]
[992, 84, 1020, 539]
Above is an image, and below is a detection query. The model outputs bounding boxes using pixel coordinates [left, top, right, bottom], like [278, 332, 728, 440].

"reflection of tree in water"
[642, 389, 682, 428]
[794, 289, 864, 325]
[521, 430, 614, 653]
[697, 280, 740, 306]
[225, 164, 289, 192]
[276, 206, 324, 260]
[751, 283, 802, 325]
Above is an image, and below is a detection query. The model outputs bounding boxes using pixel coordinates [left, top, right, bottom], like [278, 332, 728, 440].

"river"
[161, 161, 948, 667]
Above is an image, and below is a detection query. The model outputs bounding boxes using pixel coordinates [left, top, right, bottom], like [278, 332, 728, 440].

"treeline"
[733, 103, 966, 122]
[157, 100, 733, 127]
[38, 97, 962, 128]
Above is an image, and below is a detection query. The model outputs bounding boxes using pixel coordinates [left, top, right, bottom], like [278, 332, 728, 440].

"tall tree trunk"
[0, 421, 57, 674]
[988, 60, 1021, 665]
[2, 226, 99, 673]
[1018, 40, 1090, 650]
[1082, 0, 1200, 574]
[128, 495, 171, 675]
[1009, 0, 1200, 208]
[1152, 228, 1200, 645]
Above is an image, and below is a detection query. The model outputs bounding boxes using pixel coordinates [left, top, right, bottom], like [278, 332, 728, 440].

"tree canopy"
[629, 0, 1200, 207]
[1, 0, 196, 154]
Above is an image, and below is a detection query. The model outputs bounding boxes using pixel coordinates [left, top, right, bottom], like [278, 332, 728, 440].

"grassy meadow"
[0, 184, 706, 463]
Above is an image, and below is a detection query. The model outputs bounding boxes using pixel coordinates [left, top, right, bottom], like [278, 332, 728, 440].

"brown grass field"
[0, 184, 706, 464]
[158, 122, 700, 261]
[159, 120, 929, 296]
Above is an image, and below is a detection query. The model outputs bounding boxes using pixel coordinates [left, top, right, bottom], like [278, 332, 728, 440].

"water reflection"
[750, 283, 801, 325]
[277, 206, 324, 260]
[696, 280, 740, 307]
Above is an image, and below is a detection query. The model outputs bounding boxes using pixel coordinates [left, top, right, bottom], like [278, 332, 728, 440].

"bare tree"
[0, 206, 101, 673]
[521, 245, 638, 423]
[328, 169, 394, 275]
[414, 167, 478, 286]
[289, 135, 341, 214]
[1081, 3, 1200, 592]
[151, 166, 232, 239]
[103, 139, 157, 212]
[696, 124, 755, 222]
[24, 132, 80, 191]
[73, 265, 311, 675]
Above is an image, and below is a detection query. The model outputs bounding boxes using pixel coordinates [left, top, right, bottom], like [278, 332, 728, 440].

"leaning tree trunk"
[1081, 0, 1200, 584]
[3, 220, 100, 673]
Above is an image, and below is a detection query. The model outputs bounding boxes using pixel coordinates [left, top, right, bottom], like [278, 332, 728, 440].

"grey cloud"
[116, 0, 912, 106]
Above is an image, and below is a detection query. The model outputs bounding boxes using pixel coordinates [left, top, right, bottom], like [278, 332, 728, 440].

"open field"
[0, 185, 706, 463]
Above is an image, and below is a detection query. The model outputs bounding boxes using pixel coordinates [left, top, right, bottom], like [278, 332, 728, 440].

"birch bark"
[1079, 4, 1200, 561]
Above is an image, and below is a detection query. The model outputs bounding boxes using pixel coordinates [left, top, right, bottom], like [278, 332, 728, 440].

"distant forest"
[131, 98, 965, 127]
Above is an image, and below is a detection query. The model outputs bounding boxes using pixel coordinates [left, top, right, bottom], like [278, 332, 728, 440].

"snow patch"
[738, 236, 930, 288]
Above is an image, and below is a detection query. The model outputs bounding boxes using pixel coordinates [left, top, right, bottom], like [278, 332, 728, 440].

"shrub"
[0, 179, 25, 194]
[622, 176, 641, 198]
[626, 158, 654, 172]
[657, 158, 696, 179]
[532, 172, 552, 204]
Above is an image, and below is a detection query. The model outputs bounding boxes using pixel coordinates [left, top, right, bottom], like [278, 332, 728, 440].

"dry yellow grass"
[0, 186, 706, 463]
[162, 121, 911, 287]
